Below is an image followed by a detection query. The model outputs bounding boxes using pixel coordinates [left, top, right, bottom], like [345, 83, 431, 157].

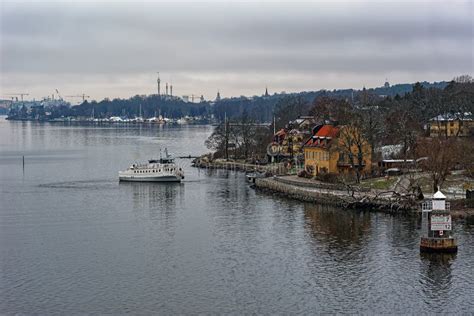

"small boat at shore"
[246, 172, 265, 184]
[119, 149, 184, 182]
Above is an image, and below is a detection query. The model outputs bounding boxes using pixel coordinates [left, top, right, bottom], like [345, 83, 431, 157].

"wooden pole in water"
[22, 156, 25, 172]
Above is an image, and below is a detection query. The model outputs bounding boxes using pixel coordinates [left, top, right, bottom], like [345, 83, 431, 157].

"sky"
[0, 0, 472, 102]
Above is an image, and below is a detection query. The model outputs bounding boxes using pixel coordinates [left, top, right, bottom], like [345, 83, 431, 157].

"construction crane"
[55, 89, 64, 100]
[4, 93, 29, 104]
[182, 94, 204, 103]
[65, 94, 91, 103]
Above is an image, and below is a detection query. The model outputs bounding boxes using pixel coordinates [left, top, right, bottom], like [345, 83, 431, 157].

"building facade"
[428, 112, 473, 137]
[303, 124, 372, 176]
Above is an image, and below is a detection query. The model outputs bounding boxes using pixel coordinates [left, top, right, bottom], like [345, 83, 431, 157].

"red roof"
[315, 125, 339, 138]
[303, 125, 340, 148]
[275, 129, 286, 137]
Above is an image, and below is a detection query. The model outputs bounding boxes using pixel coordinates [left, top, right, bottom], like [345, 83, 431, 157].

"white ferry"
[119, 150, 184, 182]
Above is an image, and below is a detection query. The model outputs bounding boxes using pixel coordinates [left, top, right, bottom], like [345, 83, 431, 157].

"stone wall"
[255, 177, 414, 213]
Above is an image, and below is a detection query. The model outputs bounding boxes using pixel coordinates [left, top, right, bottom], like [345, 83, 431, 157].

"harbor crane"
[55, 89, 63, 100]
[65, 94, 91, 103]
[182, 94, 205, 103]
[4, 93, 29, 104]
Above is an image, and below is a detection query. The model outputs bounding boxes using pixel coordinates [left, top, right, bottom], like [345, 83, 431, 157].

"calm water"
[1, 117, 473, 314]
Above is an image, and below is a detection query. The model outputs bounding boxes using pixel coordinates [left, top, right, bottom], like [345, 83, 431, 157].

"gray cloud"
[1, 1, 472, 100]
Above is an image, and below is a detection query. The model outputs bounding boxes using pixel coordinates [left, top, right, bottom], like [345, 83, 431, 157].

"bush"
[315, 172, 340, 183]
[298, 169, 311, 178]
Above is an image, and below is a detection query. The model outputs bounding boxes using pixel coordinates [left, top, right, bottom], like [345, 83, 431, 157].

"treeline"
[8, 80, 449, 122]
[211, 81, 448, 122]
[73, 95, 210, 119]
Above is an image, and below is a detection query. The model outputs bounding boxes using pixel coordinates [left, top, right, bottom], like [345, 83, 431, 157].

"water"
[1, 117, 473, 314]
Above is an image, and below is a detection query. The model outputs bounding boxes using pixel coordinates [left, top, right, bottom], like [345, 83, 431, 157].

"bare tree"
[273, 95, 310, 131]
[335, 119, 371, 183]
[418, 138, 461, 192]
[309, 96, 352, 124]
[205, 119, 231, 160]
[453, 74, 473, 83]
[357, 105, 383, 163]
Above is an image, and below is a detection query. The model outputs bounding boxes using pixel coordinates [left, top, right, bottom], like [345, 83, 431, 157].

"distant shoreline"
[3, 116, 212, 125]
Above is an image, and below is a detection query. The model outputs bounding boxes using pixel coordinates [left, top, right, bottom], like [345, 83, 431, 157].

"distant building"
[303, 124, 372, 176]
[292, 116, 317, 131]
[267, 127, 306, 162]
[428, 112, 473, 137]
[216, 91, 221, 102]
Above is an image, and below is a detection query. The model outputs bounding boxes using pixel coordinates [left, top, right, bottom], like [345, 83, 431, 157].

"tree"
[417, 138, 461, 192]
[357, 105, 384, 163]
[273, 95, 310, 130]
[309, 96, 352, 125]
[237, 111, 256, 160]
[384, 100, 422, 161]
[205, 119, 230, 159]
[453, 74, 473, 83]
[334, 119, 371, 183]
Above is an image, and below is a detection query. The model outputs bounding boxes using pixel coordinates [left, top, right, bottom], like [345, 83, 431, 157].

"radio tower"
[157, 72, 161, 97]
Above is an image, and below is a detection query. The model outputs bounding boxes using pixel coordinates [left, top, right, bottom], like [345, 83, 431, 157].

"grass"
[360, 176, 399, 190]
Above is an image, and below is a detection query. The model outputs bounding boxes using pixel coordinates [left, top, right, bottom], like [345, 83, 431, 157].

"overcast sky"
[0, 0, 472, 102]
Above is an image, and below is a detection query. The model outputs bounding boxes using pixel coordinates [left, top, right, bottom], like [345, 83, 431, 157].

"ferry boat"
[119, 149, 184, 182]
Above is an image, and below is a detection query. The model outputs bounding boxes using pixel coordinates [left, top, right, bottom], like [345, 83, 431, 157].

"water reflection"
[120, 182, 183, 225]
[304, 203, 372, 247]
[419, 253, 456, 300]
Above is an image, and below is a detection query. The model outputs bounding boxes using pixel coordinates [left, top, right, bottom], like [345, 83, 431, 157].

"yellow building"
[429, 113, 474, 137]
[303, 124, 371, 176]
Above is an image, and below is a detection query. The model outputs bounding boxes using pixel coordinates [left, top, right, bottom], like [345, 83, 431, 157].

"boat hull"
[119, 175, 182, 182]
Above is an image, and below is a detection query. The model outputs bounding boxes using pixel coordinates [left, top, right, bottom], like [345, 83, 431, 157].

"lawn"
[360, 176, 399, 190]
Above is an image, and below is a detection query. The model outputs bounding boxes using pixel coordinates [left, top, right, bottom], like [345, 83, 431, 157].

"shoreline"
[254, 176, 416, 214]
[193, 158, 474, 220]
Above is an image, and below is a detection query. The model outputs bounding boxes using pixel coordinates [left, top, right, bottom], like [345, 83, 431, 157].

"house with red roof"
[303, 124, 372, 177]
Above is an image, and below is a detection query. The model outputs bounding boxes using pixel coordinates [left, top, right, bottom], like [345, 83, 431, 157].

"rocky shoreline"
[254, 176, 416, 214]
[192, 157, 474, 220]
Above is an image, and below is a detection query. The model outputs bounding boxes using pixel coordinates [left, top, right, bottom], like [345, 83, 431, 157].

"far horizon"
[0, 77, 454, 104]
[1, 1, 472, 102]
